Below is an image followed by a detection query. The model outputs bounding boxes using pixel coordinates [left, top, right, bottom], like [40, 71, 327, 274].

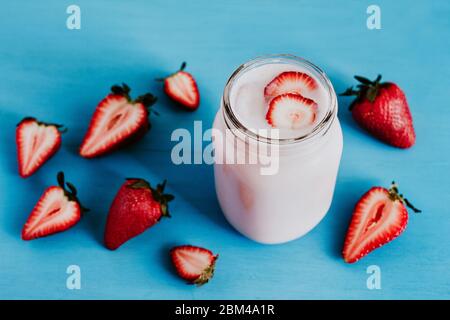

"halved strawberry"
[342, 182, 421, 263]
[264, 71, 318, 100]
[22, 172, 88, 240]
[79, 84, 157, 158]
[265, 93, 318, 129]
[170, 245, 218, 285]
[159, 62, 200, 110]
[16, 117, 66, 178]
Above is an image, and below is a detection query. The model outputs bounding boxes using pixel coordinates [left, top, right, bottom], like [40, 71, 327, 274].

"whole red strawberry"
[341, 75, 416, 148]
[343, 182, 421, 263]
[104, 178, 174, 250]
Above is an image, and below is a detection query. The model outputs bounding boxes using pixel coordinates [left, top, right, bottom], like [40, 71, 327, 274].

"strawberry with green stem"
[158, 62, 200, 110]
[22, 171, 88, 240]
[16, 117, 67, 178]
[104, 178, 174, 250]
[79, 83, 157, 158]
[343, 181, 421, 263]
[170, 245, 218, 285]
[341, 75, 416, 148]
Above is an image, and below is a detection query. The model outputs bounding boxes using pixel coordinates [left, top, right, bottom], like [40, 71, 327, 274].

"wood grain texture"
[0, 0, 449, 299]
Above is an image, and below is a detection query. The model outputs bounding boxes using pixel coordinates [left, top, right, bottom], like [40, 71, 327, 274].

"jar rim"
[222, 54, 338, 145]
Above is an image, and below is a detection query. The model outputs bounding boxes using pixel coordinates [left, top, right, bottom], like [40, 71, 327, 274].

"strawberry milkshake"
[213, 54, 343, 244]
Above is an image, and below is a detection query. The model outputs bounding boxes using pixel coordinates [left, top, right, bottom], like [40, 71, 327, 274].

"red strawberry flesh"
[265, 93, 318, 129]
[79, 95, 147, 158]
[162, 63, 200, 110]
[79, 84, 156, 158]
[170, 245, 218, 285]
[264, 71, 318, 100]
[342, 183, 420, 263]
[22, 187, 80, 240]
[17, 118, 62, 178]
[22, 172, 84, 240]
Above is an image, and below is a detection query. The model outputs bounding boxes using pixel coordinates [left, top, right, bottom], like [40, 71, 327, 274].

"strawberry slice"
[264, 71, 318, 100]
[79, 84, 157, 158]
[170, 245, 218, 285]
[16, 117, 65, 178]
[342, 182, 421, 263]
[22, 172, 88, 240]
[160, 62, 200, 110]
[265, 93, 318, 129]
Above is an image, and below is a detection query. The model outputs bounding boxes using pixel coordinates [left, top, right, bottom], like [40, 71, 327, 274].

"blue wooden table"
[0, 0, 449, 299]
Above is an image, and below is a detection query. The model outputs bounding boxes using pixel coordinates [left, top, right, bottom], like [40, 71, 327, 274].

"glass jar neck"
[222, 54, 338, 148]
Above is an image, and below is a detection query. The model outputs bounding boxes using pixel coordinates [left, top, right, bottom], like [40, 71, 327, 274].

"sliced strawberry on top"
[266, 93, 318, 129]
[79, 84, 157, 158]
[170, 245, 218, 285]
[22, 171, 88, 240]
[264, 71, 318, 100]
[343, 182, 421, 263]
[16, 117, 66, 178]
[159, 62, 200, 110]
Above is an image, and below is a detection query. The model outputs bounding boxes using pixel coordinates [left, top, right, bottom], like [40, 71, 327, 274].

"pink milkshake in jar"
[213, 54, 343, 244]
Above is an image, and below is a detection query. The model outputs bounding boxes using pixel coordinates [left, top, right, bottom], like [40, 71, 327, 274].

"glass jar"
[213, 54, 343, 244]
